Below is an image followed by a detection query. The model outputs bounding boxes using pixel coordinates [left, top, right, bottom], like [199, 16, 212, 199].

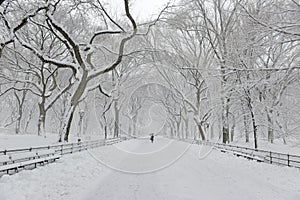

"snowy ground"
[0, 127, 103, 150]
[0, 134, 59, 150]
[1, 137, 300, 200]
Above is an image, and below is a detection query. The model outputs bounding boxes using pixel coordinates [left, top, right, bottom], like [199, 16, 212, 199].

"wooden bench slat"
[0, 152, 61, 173]
[0, 163, 19, 172]
[19, 158, 46, 167]
[9, 152, 37, 160]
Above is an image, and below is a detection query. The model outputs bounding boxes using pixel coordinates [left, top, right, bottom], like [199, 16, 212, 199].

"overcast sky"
[131, 0, 170, 20]
[105, 0, 173, 21]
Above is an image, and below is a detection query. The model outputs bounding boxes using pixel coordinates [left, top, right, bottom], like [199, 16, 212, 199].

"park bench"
[218, 148, 264, 162]
[105, 138, 121, 145]
[0, 149, 60, 175]
[0, 155, 10, 165]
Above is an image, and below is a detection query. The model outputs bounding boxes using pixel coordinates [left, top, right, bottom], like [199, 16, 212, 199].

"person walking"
[150, 134, 154, 143]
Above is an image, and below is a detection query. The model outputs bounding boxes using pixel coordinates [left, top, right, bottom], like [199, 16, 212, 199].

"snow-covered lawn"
[0, 128, 103, 150]
[0, 134, 59, 150]
[1, 138, 300, 200]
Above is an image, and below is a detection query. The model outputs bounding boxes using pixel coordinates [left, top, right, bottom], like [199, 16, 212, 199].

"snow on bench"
[36, 150, 61, 164]
[219, 148, 264, 162]
[36, 149, 56, 157]
[0, 150, 61, 175]
[0, 155, 10, 165]
[105, 138, 121, 145]
[9, 152, 37, 163]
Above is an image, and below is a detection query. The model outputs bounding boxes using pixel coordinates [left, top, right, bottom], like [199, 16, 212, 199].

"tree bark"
[37, 102, 46, 137]
[230, 122, 235, 142]
[64, 106, 76, 142]
[133, 115, 137, 136]
[197, 124, 206, 141]
[267, 109, 274, 143]
[77, 110, 85, 138]
[14, 91, 26, 134]
[64, 72, 88, 141]
[248, 101, 258, 149]
[176, 121, 180, 138]
[222, 97, 230, 144]
[114, 100, 119, 138]
[184, 117, 189, 139]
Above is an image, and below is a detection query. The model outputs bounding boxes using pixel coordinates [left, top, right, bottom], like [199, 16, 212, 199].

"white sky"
[105, 0, 172, 21]
[131, 0, 169, 21]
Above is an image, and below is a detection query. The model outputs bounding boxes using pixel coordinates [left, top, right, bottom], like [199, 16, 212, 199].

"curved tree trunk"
[64, 106, 75, 142]
[64, 72, 88, 142]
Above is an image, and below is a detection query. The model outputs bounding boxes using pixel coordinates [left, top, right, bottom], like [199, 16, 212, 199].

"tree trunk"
[184, 118, 189, 139]
[222, 97, 230, 144]
[267, 109, 274, 143]
[102, 114, 108, 139]
[210, 123, 214, 140]
[244, 114, 250, 143]
[230, 123, 235, 142]
[282, 118, 288, 145]
[58, 120, 64, 142]
[242, 100, 250, 143]
[24, 107, 35, 133]
[37, 102, 46, 137]
[77, 110, 85, 138]
[176, 121, 180, 138]
[128, 117, 132, 136]
[16, 102, 23, 134]
[15, 103, 22, 134]
[104, 125, 108, 139]
[114, 101, 119, 138]
[133, 115, 137, 136]
[64, 106, 76, 142]
[14, 91, 26, 134]
[248, 101, 258, 149]
[64, 72, 88, 142]
[197, 124, 206, 141]
[15, 117, 21, 134]
[170, 126, 173, 137]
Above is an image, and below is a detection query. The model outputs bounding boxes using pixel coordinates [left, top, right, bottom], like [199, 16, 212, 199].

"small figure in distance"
[150, 133, 154, 143]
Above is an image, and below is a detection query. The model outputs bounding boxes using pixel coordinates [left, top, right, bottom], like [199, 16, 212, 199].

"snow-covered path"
[80, 138, 300, 200]
[1, 137, 300, 200]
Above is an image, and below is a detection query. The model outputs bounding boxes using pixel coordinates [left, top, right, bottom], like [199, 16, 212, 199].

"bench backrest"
[36, 149, 56, 157]
[8, 152, 37, 161]
[0, 155, 10, 164]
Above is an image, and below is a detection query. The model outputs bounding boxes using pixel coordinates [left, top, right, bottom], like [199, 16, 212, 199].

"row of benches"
[0, 138, 126, 176]
[0, 149, 61, 175]
[217, 147, 265, 162]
